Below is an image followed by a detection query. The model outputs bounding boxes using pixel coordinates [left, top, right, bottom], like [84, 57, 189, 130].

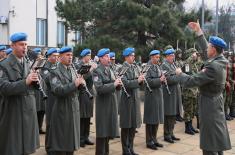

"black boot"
[189, 120, 199, 133]
[225, 114, 233, 121]
[176, 115, 184, 122]
[229, 107, 235, 117]
[196, 115, 200, 129]
[185, 121, 194, 135]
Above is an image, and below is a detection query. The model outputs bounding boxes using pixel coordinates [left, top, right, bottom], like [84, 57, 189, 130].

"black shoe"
[146, 144, 158, 150]
[225, 114, 233, 121]
[154, 142, 163, 147]
[116, 136, 120, 138]
[176, 115, 184, 122]
[164, 137, 174, 143]
[229, 111, 235, 118]
[85, 139, 94, 145]
[130, 150, 139, 155]
[171, 135, 180, 141]
[185, 129, 195, 135]
[80, 142, 85, 147]
[185, 122, 194, 135]
[39, 129, 46, 134]
[190, 126, 199, 133]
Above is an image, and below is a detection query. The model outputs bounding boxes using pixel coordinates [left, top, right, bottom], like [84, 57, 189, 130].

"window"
[57, 21, 65, 46]
[36, 18, 47, 46]
[75, 31, 82, 44]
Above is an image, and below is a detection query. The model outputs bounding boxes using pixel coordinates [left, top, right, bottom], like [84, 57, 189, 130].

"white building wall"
[9, 0, 37, 46]
[37, 0, 47, 19]
[0, 0, 76, 47]
[48, 0, 58, 47]
[67, 30, 75, 46]
[0, 0, 10, 44]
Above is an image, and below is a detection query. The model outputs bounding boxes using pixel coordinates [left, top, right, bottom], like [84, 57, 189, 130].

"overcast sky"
[184, 0, 235, 12]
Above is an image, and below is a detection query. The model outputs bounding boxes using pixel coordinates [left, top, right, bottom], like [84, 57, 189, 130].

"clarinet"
[110, 65, 131, 98]
[161, 70, 171, 95]
[70, 63, 93, 100]
[133, 63, 153, 93]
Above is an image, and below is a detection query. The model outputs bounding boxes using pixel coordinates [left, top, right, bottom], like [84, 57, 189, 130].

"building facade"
[0, 0, 81, 48]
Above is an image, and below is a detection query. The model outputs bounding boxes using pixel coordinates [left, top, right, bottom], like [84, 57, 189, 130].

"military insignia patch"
[0, 70, 3, 78]
[52, 77, 58, 84]
[44, 70, 49, 75]
[93, 76, 99, 82]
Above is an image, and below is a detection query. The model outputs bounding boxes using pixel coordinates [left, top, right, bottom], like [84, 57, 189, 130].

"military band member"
[161, 48, 181, 143]
[43, 48, 59, 153]
[5, 48, 13, 56]
[77, 48, 95, 147]
[0, 32, 40, 155]
[144, 50, 165, 150]
[0, 46, 7, 61]
[164, 45, 184, 122]
[48, 46, 84, 155]
[119, 47, 145, 155]
[32, 47, 47, 134]
[109, 52, 121, 114]
[176, 21, 231, 155]
[93, 48, 120, 155]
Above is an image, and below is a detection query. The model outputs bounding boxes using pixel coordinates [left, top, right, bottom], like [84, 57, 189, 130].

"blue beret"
[10, 32, 27, 42]
[46, 48, 58, 56]
[164, 48, 175, 55]
[97, 48, 110, 57]
[0, 46, 6, 51]
[59, 46, 72, 54]
[109, 52, 115, 58]
[80, 48, 91, 57]
[123, 47, 135, 56]
[149, 50, 160, 56]
[33, 48, 41, 54]
[209, 36, 227, 49]
[5, 48, 12, 55]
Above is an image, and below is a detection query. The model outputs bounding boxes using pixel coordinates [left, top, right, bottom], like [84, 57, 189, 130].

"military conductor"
[176, 21, 231, 155]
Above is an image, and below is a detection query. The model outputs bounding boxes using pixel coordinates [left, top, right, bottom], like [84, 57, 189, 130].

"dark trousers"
[37, 111, 45, 130]
[80, 117, 91, 144]
[145, 124, 159, 145]
[121, 128, 136, 154]
[95, 137, 109, 155]
[203, 150, 223, 155]
[45, 123, 50, 152]
[164, 115, 176, 139]
[48, 151, 74, 155]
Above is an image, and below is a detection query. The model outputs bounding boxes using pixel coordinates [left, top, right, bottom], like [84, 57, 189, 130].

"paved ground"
[33, 103, 235, 155]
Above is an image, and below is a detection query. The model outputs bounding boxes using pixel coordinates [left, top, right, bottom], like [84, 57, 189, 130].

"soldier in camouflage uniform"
[182, 48, 202, 134]
[230, 51, 235, 117]
[224, 51, 234, 120]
